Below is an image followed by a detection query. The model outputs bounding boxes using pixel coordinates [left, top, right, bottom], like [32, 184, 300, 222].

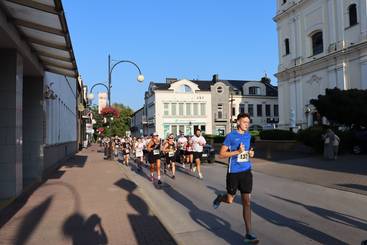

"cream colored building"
[144, 78, 213, 137]
[274, 0, 367, 129]
[141, 76, 278, 137]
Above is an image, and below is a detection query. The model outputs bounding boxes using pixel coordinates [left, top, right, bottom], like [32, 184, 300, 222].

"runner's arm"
[219, 145, 240, 159]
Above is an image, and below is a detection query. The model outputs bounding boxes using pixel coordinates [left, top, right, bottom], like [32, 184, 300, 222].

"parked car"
[352, 127, 367, 154]
[201, 144, 216, 163]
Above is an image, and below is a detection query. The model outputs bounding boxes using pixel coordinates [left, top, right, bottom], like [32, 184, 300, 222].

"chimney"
[212, 74, 219, 82]
[166, 78, 177, 84]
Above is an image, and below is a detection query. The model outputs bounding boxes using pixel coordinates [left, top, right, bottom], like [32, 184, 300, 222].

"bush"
[296, 126, 355, 154]
[249, 130, 260, 137]
[203, 134, 225, 144]
[297, 127, 324, 153]
[260, 129, 296, 140]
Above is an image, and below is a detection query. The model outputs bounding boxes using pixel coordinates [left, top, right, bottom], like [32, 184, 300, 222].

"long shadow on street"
[158, 182, 245, 244]
[270, 194, 367, 232]
[14, 196, 53, 245]
[114, 178, 176, 245]
[207, 185, 348, 245]
[63, 213, 108, 245]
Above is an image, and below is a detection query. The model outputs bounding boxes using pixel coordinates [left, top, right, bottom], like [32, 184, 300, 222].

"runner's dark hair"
[237, 113, 251, 121]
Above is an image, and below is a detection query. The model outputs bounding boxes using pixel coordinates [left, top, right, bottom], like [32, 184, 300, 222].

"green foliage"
[91, 103, 134, 138]
[297, 126, 355, 153]
[203, 134, 225, 143]
[260, 129, 296, 140]
[249, 130, 260, 137]
[310, 88, 367, 127]
[297, 126, 324, 153]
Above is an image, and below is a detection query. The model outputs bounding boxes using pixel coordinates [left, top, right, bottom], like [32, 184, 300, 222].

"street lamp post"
[107, 55, 144, 106]
[88, 55, 144, 106]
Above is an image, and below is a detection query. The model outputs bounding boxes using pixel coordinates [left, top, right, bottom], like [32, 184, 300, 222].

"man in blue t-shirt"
[212, 113, 258, 244]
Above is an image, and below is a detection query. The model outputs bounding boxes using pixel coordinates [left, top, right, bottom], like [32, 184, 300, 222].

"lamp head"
[87, 93, 94, 100]
[137, 74, 144, 83]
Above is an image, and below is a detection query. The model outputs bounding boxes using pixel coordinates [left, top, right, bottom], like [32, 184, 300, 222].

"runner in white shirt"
[135, 137, 144, 171]
[177, 131, 188, 168]
[191, 128, 206, 179]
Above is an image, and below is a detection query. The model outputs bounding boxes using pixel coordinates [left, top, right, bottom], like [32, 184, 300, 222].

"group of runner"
[101, 112, 259, 243]
[106, 128, 207, 185]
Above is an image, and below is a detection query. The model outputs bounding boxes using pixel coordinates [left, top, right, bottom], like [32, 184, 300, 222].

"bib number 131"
[237, 151, 249, 162]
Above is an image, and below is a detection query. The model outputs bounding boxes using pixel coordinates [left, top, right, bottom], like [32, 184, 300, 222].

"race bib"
[153, 149, 160, 155]
[237, 151, 249, 162]
[168, 151, 174, 157]
[125, 149, 129, 153]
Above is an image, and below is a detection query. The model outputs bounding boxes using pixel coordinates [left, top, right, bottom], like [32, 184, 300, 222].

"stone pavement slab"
[0, 145, 176, 245]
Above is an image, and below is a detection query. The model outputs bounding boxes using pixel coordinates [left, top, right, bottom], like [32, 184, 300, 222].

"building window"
[200, 103, 206, 116]
[171, 103, 177, 116]
[179, 125, 185, 134]
[178, 85, 192, 93]
[349, 4, 358, 27]
[248, 104, 254, 117]
[186, 103, 191, 116]
[311, 31, 323, 56]
[285, 38, 290, 55]
[216, 86, 223, 94]
[266, 104, 271, 117]
[171, 125, 178, 136]
[217, 103, 223, 118]
[193, 103, 199, 116]
[249, 86, 261, 95]
[200, 125, 206, 133]
[257, 104, 262, 117]
[274, 105, 279, 117]
[240, 104, 245, 114]
[179, 103, 184, 116]
[164, 103, 169, 116]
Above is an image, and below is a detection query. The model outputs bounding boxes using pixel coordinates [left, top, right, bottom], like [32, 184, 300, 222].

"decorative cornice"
[275, 40, 367, 80]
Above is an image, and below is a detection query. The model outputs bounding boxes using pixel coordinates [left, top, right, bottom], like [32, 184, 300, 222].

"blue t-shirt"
[223, 130, 252, 173]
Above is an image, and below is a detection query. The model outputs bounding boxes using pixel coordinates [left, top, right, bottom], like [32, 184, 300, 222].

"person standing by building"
[163, 134, 177, 179]
[212, 113, 258, 244]
[192, 128, 206, 179]
[322, 128, 340, 160]
[147, 132, 162, 184]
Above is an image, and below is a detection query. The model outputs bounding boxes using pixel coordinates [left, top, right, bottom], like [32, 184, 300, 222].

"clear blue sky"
[63, 1, 278, 111]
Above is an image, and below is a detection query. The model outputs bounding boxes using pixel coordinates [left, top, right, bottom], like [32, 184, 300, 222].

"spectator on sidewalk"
[322, 128, 340, 160]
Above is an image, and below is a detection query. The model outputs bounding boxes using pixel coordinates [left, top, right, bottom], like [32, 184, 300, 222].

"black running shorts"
[226, 170, 253, 195]
[193, 152, 202, 160]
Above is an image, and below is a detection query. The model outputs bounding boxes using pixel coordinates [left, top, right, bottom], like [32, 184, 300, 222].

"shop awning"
[0, 0, 78, 77]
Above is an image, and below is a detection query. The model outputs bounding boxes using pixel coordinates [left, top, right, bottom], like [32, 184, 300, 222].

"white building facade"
[144, 79, 213, 138]
[140, 76, 278, 137]
[275, 0, 367, 129]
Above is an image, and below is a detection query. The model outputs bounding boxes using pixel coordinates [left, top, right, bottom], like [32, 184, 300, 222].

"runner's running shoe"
[244, 233, 259, 244]
[213, 194, 222, 209]
[158, 180, 162, 185]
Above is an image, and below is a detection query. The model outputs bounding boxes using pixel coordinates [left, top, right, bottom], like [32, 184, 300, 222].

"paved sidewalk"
[216, 154, 367, 196]
[0, 145, 175, 245]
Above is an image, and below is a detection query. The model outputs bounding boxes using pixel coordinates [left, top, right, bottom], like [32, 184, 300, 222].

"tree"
[91, 103, 134, 138]
[310, 88, 367, 127]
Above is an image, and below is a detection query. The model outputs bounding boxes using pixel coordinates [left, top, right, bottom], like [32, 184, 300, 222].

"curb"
[114, 160, 183, 245]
